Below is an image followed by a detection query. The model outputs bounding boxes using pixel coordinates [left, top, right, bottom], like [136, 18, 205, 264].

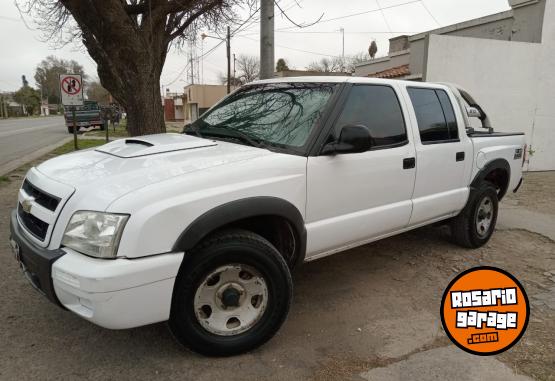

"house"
[163, 91, 185, 122]
[355, 0, 546, 80]
[183, 84, 235, 122]
[355, 0, 553, 171]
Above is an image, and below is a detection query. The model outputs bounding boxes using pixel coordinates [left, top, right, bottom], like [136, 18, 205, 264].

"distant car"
[64, 100, 104, 133]
[10, 77, 526, 356]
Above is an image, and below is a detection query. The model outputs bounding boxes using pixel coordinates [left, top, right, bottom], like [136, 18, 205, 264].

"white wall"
[425, 5, 555, 172]
[531, 0, 555, 171]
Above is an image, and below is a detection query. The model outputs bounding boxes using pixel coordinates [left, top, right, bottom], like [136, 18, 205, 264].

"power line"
[273, 0, 323, 29]
[238, 30, 416, 36]
[419, 0, 441, 26]
[277, 0, 421, 31]
[375, 0, 393, 37]
[163, 5, 262, 87]
[237, 35, 342, 58]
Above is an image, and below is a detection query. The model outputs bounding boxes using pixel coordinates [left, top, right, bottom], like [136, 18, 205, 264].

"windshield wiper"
[198, 127, 266, 149]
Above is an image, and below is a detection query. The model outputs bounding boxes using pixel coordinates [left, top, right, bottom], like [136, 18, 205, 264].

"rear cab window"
[334, 85, 408, 149]
[407, 87, 459, 144]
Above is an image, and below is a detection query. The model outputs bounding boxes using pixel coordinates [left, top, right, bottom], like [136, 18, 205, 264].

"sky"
[0, 0, 511, 94]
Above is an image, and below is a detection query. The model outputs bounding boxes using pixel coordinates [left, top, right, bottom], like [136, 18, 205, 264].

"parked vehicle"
[64, 100, 104, 133]
[10, 78, 526, 356]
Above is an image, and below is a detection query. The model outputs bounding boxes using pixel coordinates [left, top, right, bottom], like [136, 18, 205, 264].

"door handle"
[456, 152, 465, 162]
[403, 157, 415, 169]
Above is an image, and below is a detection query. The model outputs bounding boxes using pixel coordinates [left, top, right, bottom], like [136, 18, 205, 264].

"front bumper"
[9, 209, 65, 306]
[10, 209, 185, 329]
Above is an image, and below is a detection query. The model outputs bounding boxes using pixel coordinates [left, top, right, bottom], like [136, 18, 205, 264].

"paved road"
[0, 117, 69, 175]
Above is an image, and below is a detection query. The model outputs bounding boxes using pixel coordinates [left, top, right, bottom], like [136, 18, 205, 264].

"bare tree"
[17, 0, 254, 136]
[306, 57, 344, 73]
[220, 54, 259, 85]
[345, 52, 369, 73]
[236, 54, 259, 84]
[86, 81, 111, 105]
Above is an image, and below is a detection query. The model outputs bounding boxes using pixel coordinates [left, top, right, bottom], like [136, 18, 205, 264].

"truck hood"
[36, 133, 273, 207]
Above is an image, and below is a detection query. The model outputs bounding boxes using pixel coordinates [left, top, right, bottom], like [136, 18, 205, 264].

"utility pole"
[190, 43, 195, 85]
[200, 39, 204, 85]
[260, 0, 274, 79]
[340, 27, 345, 72]
[226, 25, 231, 94]
[233, 53, 236, 84]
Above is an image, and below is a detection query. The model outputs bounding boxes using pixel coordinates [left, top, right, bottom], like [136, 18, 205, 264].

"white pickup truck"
[9, 77, 526, 356]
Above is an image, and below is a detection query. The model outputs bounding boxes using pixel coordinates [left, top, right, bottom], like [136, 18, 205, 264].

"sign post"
[59, 74, 84, 150]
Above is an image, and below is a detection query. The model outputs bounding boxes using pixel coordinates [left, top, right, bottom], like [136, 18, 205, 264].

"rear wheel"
[67, 127, 73, 134]
[451, 182, 499, 248]
[169, 229, 293, 356]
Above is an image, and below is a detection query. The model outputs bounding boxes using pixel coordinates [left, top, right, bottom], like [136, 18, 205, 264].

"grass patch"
[52, 139, 107, 155]
[0, 175, 9, 184]
[82, 119, 185, 138]
[85, 119, 129, 138]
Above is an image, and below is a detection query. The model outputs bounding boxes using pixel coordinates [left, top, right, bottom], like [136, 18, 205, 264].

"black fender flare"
[172, 197, 307, 265]
[470, 158, 511, 200]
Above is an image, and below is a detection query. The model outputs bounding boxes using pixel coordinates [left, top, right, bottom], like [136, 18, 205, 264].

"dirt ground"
[0, 162, 554, 380]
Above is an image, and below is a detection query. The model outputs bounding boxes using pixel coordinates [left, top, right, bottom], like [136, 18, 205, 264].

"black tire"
[169, 229, 293, 356]
[67, 127, 73, 134]
[451, 182, 499, 248]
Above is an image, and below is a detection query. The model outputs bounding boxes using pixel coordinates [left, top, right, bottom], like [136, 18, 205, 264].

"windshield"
[188, 83, 337, 148]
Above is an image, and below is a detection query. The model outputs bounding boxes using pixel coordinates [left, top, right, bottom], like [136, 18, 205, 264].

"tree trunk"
[124, 72, 166, 136]
[62, 0, 169, 136]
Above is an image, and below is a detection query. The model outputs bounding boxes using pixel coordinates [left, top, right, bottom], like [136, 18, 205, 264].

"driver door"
[305, 84, 416, 259]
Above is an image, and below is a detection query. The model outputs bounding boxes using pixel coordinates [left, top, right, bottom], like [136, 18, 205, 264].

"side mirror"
[321, 125, 372, 155]
[466, 106, 482, 119]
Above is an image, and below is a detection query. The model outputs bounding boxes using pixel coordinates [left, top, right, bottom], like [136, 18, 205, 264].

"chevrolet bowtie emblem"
[21, 196, 35, 213]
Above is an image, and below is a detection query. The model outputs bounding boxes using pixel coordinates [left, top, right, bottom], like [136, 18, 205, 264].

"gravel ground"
[0, 163, 554, 380]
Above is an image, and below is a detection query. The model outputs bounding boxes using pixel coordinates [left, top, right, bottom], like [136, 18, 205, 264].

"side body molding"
[172, 197, 307, 264]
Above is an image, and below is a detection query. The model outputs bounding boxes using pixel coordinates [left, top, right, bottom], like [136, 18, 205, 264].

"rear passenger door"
[305, 84, 416, 259]
[405, 87, 472, 226]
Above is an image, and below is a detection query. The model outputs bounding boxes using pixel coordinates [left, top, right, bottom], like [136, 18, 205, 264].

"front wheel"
[451, 182, 499, 248]
[169, 229, 293, 356]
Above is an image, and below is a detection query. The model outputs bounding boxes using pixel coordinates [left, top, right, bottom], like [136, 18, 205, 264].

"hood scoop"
[95, 133, 217, 158]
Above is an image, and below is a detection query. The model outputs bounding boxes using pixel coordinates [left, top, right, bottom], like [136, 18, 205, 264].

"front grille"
[18, 204, 49, 241]
[22, 179, 60, 212]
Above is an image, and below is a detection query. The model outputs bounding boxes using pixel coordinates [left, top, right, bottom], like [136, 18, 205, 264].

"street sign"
[60, 74, 84, 106]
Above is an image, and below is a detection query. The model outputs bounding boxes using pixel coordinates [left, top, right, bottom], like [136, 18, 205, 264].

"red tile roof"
[368, 64, 410, 79]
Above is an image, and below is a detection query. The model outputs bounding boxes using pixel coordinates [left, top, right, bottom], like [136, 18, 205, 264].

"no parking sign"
[60, 74, 84, 106]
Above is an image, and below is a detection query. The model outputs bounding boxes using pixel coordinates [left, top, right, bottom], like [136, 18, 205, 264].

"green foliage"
[34, 56, 88, 105]
[14, 86, 41, 115]
[276, 58, 290, 72]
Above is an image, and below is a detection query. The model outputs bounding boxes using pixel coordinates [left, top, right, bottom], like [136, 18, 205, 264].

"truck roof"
[250, 76, 446, 88]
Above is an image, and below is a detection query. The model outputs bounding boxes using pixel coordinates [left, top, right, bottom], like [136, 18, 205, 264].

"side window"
[436, 90, 458, 140]
[334, 85, 407, 148]
[408, 88, 459, 143]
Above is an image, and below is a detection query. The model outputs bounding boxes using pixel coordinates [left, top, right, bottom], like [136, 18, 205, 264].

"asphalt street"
[0, 116, 68, 175]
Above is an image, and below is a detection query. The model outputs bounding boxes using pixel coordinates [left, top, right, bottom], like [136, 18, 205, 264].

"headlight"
[62, 211, 129, 258]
